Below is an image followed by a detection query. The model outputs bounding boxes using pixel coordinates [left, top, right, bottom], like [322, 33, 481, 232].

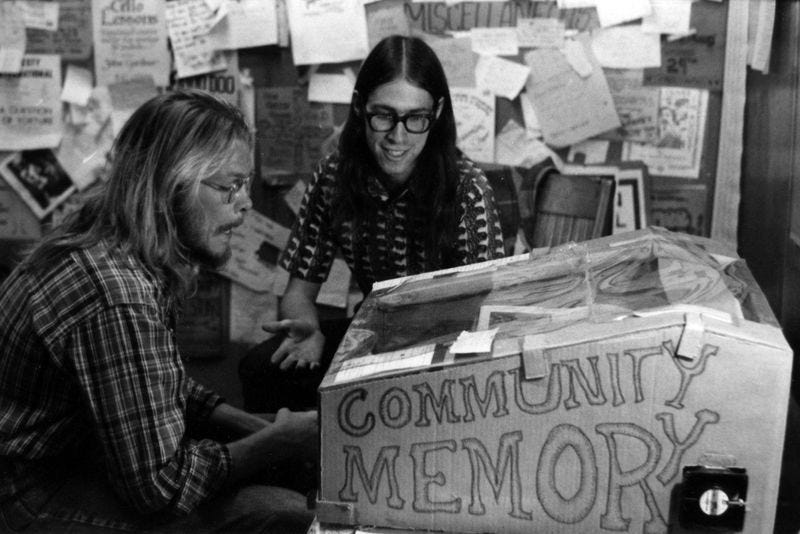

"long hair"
[336, 35, 460, 270]
[23, 89, 252, 298]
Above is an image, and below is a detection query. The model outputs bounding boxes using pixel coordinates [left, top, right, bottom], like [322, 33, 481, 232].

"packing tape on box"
[521, 335, 551, 380]
[677, 312, 706, 360]
[315, 499, 356, 525]
[631, 305, 735, 361]
[521, 309, 724, 370]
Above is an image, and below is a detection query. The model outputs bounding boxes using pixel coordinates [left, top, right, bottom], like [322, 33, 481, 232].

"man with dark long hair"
[240, 35, 505, 412]
[0, 90, 317, 533]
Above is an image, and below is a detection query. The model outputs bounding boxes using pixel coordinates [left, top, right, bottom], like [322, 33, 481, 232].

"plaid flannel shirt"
[0, 243, 230, 516]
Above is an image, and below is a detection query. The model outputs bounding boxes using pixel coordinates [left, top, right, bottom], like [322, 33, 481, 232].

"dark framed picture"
[0, 149, 76, 219]
[562, 161, 651, 235]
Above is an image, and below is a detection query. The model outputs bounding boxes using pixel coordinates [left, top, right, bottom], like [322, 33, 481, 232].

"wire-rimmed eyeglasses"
[365, 111, 436, 134]
[201, 174, 252, 204]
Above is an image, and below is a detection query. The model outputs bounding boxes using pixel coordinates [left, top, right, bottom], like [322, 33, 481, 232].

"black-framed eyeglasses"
[201, 174, 252, 204]
[365, 111, 436, 134]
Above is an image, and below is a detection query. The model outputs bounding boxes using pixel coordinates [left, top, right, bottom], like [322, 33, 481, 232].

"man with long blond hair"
[0, 90, 317, 533]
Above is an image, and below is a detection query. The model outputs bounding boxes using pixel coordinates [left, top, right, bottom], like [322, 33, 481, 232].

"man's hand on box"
[262, 319, 325, 371]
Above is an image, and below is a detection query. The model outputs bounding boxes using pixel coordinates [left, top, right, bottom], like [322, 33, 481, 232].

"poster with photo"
[0, 149, 76, 219]
[623, 87, 709, 178]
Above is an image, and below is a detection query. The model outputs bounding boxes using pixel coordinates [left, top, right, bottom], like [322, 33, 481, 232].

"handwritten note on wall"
[165, 0, 227, 79]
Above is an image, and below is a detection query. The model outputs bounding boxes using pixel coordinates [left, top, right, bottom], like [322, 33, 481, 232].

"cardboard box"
[317, 228, 792, 534]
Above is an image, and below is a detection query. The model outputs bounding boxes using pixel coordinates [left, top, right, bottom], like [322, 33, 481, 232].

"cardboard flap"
[521, 334, 551, 380]
[631, 305, 735, 360]
[677, 312, 706, 360]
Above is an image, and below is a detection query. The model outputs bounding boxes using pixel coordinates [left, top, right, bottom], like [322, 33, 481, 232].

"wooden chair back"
[520, 167, 615, 249]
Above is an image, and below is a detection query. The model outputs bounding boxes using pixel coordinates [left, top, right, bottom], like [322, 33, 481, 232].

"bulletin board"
[0, 0, 756, 300]
[235, 0, 739, 252]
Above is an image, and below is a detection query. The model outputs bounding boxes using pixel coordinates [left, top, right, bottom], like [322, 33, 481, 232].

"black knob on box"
[679, 465, 748, 531]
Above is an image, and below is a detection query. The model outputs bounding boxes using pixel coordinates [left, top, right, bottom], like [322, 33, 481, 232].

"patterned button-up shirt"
[0, 243, 230, 516]
[280, 151, 506, 294]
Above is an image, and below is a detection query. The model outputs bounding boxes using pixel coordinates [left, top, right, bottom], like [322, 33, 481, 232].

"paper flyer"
[475, 55, 530, 100]
[0, 54, 62, 151]
[451, 87, 495, 164]
[255, 86, 334, 184]
[57, 86, 115, 191]
[524, 35, 620, 148]
[365, 0, 409, 50]
[517, 17, 565, 49]
[208, 0, 278, 50]
[26, 0, 92, 61]
[165, 0, 228, 79]
[643, 0, 727, 90]
[285, 0, 369, 66]
[599, 68, 660, 144]
[0, 2, 26, 74]
[641, 0, 693, 35]
[494, 119, 553, 169]
[20, 1, 60, 31]
[427, 36, 477, 88]
[174, 50, 241, 108]
[219, 209, 291, 293]
[92, 0, 170, 86]
[470, 27, 519, 56]
[590, 25, 661, 69]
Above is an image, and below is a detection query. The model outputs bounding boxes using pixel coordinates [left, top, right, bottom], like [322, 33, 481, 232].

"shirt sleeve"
[279, 155, 338, 283]
[67, 302, 231, 516]
[185, 377, 224, 423]
[455, 159, 507, 264]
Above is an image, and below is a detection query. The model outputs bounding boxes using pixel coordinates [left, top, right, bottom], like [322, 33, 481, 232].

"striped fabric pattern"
[0, 243, 230, 516]
[280, 151, 506, 294]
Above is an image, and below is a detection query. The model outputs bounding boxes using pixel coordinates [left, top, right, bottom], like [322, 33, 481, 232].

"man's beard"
[188, 241, 231, 270]
[177, 214, 232, 270]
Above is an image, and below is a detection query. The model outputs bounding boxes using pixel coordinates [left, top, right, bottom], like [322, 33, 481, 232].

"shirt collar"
[366, 173, 418, 204]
